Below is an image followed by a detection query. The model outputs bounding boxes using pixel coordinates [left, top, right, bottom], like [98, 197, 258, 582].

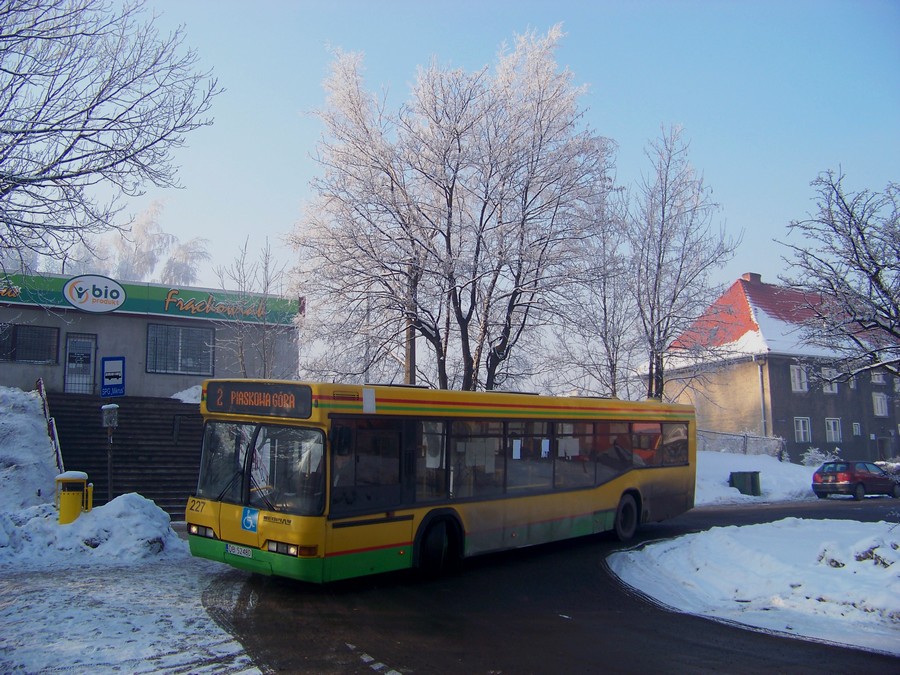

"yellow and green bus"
[186, 379, 696, 583]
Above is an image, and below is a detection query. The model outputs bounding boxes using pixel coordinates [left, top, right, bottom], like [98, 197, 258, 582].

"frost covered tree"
[549, 192, 640, 398]
[291, 26, 615, 390]
[159, 237, 211, 286]
[0, 0, 219, 270]
[215, 237, 295, 379]
[111, 202, 175, 281]
[627, 126, 737, 399]
[780, 171, 899, 377]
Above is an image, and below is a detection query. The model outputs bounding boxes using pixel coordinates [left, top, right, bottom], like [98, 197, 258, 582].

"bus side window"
[416, 421, 447, 502]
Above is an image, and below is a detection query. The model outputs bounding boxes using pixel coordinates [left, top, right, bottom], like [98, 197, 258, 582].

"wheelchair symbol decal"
[241, 507, 259, 532]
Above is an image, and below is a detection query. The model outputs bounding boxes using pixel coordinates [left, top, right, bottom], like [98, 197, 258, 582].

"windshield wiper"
[216, 470, 242, 501]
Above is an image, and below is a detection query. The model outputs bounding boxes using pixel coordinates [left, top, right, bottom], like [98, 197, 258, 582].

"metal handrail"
[35, 378, 65, 473]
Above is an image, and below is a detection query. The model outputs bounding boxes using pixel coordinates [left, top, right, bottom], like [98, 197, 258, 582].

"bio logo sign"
[63, 275, 127, 313]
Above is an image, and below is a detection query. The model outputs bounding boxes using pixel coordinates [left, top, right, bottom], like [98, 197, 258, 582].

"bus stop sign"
[101, 357, 125, 397]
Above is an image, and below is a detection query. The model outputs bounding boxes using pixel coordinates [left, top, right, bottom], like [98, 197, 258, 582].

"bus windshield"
[196, 421, 325, 516]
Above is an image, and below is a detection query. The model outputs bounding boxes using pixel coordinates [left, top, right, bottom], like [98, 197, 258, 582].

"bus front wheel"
[614, 493, 638, 541]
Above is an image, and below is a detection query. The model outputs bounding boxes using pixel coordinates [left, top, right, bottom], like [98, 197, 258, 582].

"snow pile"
[0, 387, 59, 509]
[172, 384, 202, 404]
[608, 518, 900, 655]
[0, 492, 188, 566]
[695, 450, 817, 505]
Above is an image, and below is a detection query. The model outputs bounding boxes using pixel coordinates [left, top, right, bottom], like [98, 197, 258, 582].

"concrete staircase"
[47, 393, 203, 519]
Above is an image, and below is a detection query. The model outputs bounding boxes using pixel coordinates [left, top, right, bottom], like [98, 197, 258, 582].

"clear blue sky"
[135, 0, 900, 290]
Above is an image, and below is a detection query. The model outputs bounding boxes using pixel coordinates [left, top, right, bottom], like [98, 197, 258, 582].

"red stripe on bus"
[324, 540, 414, 558]
[313, 393, 677, 415]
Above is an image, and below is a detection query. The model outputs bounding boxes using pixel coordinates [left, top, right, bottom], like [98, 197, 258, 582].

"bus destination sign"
[206, 381, 313, 418]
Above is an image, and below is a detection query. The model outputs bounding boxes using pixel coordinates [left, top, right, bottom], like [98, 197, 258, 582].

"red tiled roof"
[672, 273, 819, 350]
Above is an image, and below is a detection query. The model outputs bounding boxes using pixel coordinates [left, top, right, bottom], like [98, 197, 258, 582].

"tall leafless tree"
[215, 237, 295, 379]
[0, 0, 219, 270]
[549, 191, 640, 398]
[627, 125, 738, 399]
[291, 26, 615, 390]
[780, 171, 899, 377]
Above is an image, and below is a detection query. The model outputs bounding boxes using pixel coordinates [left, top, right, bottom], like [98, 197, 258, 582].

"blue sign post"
[101, 357, 125, 397]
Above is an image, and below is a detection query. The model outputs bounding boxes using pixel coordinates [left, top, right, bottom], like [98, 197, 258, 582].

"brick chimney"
[742, 272, 762, 284]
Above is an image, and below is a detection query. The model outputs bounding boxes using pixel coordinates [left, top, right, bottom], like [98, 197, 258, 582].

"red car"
[812, 461, 900, 500]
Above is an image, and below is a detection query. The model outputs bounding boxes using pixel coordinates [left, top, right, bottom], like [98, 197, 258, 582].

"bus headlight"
[266, 540, 317, 557]
[188, 524, 216, 539]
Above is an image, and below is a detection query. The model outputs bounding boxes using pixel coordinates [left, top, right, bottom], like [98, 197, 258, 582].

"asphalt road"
[206, 499, 900, 674]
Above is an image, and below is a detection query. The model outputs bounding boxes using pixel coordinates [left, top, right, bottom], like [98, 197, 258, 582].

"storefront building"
[1, 273, 301, 397]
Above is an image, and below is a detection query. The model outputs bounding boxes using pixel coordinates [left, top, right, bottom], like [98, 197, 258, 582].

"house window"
[871, 370, 885, 384]
[821, 368, 838, 394]
[852, 422, 861, 437]
[790, 365, 808, 392]
[0, 323, 59, 364]
[873, 392, 889, 417]
[825, 418, 842, 443]
[849, 375, 857, 390]
[794, 417, 811, 443]
[146, 324, 214, 375]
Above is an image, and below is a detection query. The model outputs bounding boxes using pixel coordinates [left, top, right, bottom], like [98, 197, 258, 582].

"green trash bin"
[729, 471, 761, 496]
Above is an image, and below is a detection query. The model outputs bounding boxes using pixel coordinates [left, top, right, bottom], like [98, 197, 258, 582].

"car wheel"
[814, 492, 828, 499]
[853, 483, 865, 501]
[891, 484, 900, 499]
[614, 493, 638, 541]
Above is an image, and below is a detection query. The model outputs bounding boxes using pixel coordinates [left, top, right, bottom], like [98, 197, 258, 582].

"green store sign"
[0, 273, 299, 326]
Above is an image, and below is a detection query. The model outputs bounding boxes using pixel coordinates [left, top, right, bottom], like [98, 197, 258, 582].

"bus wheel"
[419, 520, 459, 576]
[614, 493, 638, 541]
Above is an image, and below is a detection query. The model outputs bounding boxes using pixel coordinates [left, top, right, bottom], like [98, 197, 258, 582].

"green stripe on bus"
[324, 545, 413, 582]
[318, 401, 686, 420]
[188, 536, 326, 583]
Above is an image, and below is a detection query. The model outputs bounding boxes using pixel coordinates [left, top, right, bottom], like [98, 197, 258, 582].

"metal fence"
[698, 429, 785, 460]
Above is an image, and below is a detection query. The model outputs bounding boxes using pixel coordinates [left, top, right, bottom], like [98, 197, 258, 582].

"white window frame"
[852, 422, 861, 437]
[825, 418, 842, 443]
[821, 367, 838, 394]
[790, 365, 808, 393]
[871, 370, 885, 384]
[873, 392, 888, 417]
[794, 417, 811, 443]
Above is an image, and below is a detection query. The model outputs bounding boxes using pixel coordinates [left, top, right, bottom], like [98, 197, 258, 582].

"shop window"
[0, 323, 59, 364]
[146, 324, 214, 375]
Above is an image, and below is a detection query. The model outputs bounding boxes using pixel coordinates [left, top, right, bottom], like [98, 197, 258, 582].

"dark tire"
[418, 520, 460, 576]
[815, 492, 828, 499]
[891, 484, 900, 499]
[853, 483, 865, 501]
[614, 493, 638, 541]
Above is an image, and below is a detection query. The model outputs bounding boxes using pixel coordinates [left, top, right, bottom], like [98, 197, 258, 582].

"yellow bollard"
[56, 471, 90, 524]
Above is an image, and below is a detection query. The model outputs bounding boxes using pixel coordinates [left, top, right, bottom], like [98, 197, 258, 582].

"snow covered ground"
[1, 385, 898, 673]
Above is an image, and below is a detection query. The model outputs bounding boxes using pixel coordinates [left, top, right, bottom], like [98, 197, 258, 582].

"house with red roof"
[666, 273, 898, 462]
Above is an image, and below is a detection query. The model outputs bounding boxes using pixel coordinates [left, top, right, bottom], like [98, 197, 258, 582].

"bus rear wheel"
[614, 493, 638, 541]
[418, 519, 460, 576]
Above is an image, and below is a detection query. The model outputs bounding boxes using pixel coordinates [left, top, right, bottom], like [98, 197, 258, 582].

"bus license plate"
[226, 543, 253, 558]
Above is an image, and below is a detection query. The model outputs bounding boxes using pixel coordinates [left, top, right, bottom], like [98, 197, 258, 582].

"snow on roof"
[670, 273, 833, 360]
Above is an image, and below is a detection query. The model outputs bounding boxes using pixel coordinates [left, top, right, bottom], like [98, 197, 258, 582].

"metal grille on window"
[146, 324, 214, 375]
[0, 323, 58, 363]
